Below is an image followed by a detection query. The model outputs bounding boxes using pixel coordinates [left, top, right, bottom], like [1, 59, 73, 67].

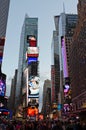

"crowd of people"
[0, 117, 86, 130]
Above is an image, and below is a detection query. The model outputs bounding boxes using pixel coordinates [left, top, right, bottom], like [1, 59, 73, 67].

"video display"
[28, 76, 40, 98]
[28, 57, 38, 65]
[27, 106, 39, 116]
[0, 73, 6, 97]
[0, 56, 2, 63]
[28, 98, 39, 107]
[27, 47, 39, 57]
[27, 35, 37, 47]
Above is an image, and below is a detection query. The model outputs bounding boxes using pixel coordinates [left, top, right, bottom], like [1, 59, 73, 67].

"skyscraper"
[0, 0, 10, 110]
[15, 15, 38, 111]
[51, 12, 78, 118]
[70, 0, 86, 117]
[51, 30, 60, 103]
[0, 0, 10, 66]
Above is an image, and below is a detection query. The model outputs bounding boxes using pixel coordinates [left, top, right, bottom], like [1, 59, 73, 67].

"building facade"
[15, 15, 38, 106]
[15, 15, 39, 120]
[0, 0, 10, 113]
[70, 0, 86, 117]
[51, 12, 78, 118]
[0, 0, 10, 66]
[51, 30, 60, 103]
[42, 79, 51, 119]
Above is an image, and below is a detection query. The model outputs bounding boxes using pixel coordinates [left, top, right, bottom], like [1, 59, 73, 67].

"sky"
[2, 0, 78, 99]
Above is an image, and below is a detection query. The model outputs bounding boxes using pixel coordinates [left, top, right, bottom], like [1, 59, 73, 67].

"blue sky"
[2, 0, 78, 97]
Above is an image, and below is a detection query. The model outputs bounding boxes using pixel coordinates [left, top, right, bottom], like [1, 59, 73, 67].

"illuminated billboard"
[28, 57, 38, 65]
[0, 56, 2, 63]
[28, 98, 39, 107]
[0, 73, 6, 97]
[28, 76, 40, 98]
[27, 106, 39, 116]
[27, 47, 39, 57]
[61, 36, 68, 78]
[27, 35, 37, 47]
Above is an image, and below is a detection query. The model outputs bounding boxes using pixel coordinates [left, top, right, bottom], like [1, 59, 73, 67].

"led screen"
[27, 106, 39, 116]
[61, 36, 68, 78]
[28, 98, 39, 107]
[28, 57, 38, 65]
[63, 103, 73, 113]
[28, 76, 40, 98]
[0, 79, 6, 97]
[27, 35, 37, 47]
[0, 56, 2, 63]
[27, 47, 39, 57]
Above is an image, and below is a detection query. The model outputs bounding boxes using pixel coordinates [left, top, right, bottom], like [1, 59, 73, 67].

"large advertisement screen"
[27, 47, 39, 57]
[0, 57, 2, 63]
[28, 76, 40, 98]
[27, 35, 37, 47]
[27, 106, 39, 117]
[28, 57, 38, 65]
[0, 73, 6, 97]
[61, 36, 68, 78]
[28, 98, 39, 107]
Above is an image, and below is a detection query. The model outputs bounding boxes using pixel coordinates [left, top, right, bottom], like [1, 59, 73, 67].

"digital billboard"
[0, 56, 2, 63]
[28, 57, 38, 65]
[0, 73, 6, 97]
[28, 98, 39, 107]
[27, 106, 39, 117]
[27, 35, 37, 47]
[27, 47, 39, 57]
[28, 76, 40, 98]
[61, 36, 68, 78]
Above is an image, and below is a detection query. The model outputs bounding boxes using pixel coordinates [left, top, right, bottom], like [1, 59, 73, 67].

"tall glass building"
[0, 0, 10, 66]
[15, 15, 38, 109]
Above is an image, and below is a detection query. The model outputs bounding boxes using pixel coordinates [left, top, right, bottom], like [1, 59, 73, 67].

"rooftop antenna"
[63, 2, 65, 13]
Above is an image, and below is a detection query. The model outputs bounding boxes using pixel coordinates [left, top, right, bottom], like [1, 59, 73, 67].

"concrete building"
[51, 30, 60, 103]
[0, 0, 10, 113]
[42, 79, 51, 119]
[51, 12, 78, 118]
[70, 0, 86, 118]
[9, 69, 18, 115]
[14, 15, 39, 120]
[0, 0, 10, 66]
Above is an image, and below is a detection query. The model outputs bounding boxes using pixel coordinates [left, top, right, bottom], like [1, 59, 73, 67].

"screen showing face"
[28, 76, 40, 98]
